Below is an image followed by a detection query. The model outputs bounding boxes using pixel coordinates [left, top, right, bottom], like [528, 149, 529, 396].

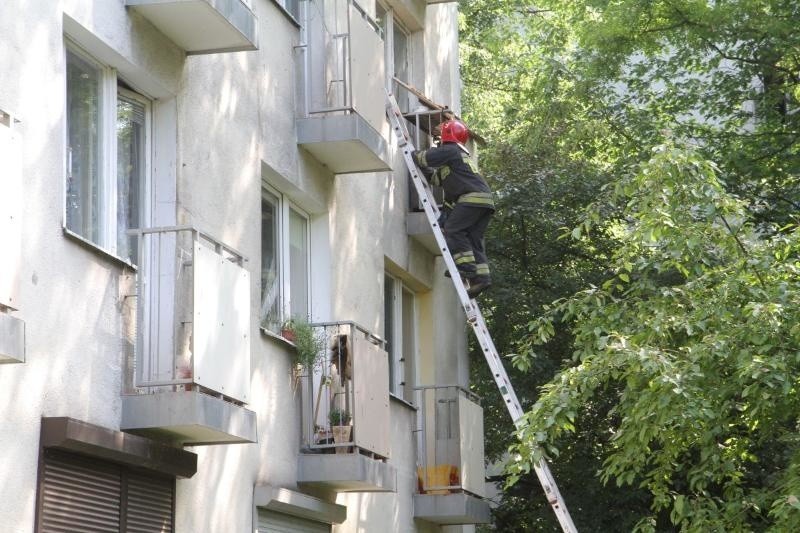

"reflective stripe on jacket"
[413, 143, 494, 209]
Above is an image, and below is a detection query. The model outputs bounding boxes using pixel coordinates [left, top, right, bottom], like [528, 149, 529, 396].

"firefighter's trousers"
[443, 203, 493, 281]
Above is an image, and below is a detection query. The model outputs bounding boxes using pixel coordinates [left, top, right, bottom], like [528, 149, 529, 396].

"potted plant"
[328, 407, 352, 454]
[282, 316, 325, 372]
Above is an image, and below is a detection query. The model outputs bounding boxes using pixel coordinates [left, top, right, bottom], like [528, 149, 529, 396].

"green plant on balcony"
[282, 317, 325, 372]
[328, 407, 353, 454]
[328, 407, 352, 427]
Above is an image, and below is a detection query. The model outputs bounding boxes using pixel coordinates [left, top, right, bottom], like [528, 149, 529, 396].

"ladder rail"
[386, 91, 578, 533]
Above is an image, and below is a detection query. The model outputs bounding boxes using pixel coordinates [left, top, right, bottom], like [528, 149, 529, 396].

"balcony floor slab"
[297, 114, 390, 174]
[126, 0, 258, 54]
[414, 492, 491, 525]
[298, 453, 397, 492]
[121, 390, 257, 445]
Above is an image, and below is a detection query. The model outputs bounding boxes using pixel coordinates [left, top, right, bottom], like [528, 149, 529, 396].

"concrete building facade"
[0, 0, 488, 532]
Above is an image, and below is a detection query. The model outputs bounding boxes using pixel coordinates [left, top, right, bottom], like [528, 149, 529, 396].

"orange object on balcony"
[417, 465, 459, 495]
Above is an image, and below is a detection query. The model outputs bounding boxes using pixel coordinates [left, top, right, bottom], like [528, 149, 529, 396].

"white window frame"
[377, 3, 411, 92]
[384, 273, 417, 401]
[261, 183, 312, 333]
[64, 40, 152, 266]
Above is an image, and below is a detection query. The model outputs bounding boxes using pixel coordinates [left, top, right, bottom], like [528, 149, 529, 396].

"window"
[261, 185, 310, 332]
[384, 274, 417, 401]
[65, 43, 149, 264]
[37, 449, 174, 532]
[376, 3, 410, 111]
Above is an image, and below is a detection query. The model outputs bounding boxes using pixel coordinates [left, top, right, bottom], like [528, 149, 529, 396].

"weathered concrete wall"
[0, 1, 471, 532]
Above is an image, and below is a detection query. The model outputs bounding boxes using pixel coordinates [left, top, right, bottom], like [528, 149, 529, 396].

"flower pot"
[331, 425, 352, 454]
[281, 328, 296, 343]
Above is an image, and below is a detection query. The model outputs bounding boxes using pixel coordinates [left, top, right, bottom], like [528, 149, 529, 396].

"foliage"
[328, 407, 352, 427]
[510, 145, 800, 531]
[460, 0, 800, 529]
[283, 317, 325, 371]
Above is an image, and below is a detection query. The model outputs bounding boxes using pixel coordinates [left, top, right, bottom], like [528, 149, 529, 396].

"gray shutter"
[257, 510, 331, 533]
[124, 472, 174, 533]
[40, 450, 121, 532]
[39, 450, 175, 533]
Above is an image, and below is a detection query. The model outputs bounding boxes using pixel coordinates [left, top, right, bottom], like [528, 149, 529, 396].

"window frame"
[63, 40, 152, 267]
[376, 3, 411, 109]
[384, 273, 417, 402]
[260, 183, 312, 334]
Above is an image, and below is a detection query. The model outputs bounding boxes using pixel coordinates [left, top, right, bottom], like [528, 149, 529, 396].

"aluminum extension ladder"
[386, 91, 578, 533]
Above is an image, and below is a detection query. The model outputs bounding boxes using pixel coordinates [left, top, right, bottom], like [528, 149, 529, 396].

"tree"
[460, 0, 800, 529]
[511, 145, 800, 531]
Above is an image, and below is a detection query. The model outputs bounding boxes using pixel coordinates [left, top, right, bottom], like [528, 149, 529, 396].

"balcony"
[121, 226, 256, 445]
[413, 385, 491, 525]
[295, 0, 391, 173]
[297, 322, 396, 492]
[0, 109, 24, 364]
[126, 0, 258, 54]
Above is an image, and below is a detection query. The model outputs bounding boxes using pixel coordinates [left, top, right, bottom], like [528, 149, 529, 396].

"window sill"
[390, 393, 417, 411]
[63, 227, 137, 271]
[260, 326, 296, 348]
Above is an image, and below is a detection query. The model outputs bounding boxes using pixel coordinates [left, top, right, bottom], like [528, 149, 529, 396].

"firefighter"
[412, 119, 494, 299]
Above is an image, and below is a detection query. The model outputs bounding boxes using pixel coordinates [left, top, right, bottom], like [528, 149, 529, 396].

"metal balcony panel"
[297, 114, 390, 174]
[0, 313, 24, 364]
[121, 390, 257, 445]
[126, 0, 257, 54]
[132, 227, 251, 404]
[0, 110, 22, 311]
[406, 212, 441, 255]
[301, 323, 390, 458]
[192, 241, 250, 402]
[297, 454, 397, 492]
[413, 493, 491, 525]
[459, 393, 486, 497]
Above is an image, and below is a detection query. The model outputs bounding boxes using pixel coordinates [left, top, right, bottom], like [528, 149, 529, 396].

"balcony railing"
[415, 385, 486, 496]
[413, 385, 490, 523]
[294, 0, 390, 172]
[121, 226, 255, 445]
[127, 226, 250, 403]
[301, 321, 389, 459]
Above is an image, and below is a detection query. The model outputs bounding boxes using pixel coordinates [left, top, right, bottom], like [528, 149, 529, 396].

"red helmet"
[440, 120, 469, 144]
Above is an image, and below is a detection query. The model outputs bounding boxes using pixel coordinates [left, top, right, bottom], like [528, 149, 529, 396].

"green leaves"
[514, 144, 800, 530]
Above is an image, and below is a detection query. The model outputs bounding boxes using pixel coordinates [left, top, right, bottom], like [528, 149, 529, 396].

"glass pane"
[401, 287, 415, 399]
[392, 23, 409, 111]
[116, 93, 146, 263]
[383, 275, 396, 393]
[261, 191, 281, 331]
[66, 49, 102, 243]
[289, 208, 309, 319]
[393, 23, 408, 80]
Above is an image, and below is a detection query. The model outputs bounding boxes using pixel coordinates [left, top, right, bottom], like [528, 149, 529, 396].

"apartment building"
[0, 0, 489, 531]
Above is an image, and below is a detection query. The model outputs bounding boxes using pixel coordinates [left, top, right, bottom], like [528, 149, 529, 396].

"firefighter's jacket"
[412, 143, 494, 210]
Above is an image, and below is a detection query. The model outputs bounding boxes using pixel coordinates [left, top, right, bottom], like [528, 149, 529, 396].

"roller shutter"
[257, 510, 331, 533]
[38, 449, 174, 533]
